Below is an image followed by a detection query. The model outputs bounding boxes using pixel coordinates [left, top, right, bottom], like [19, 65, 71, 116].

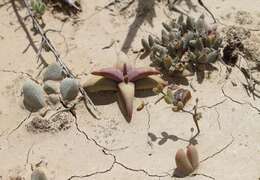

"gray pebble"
[43, 63, 65, 81]
[60, 78, 79, 101]
[23, 80, 46, 112]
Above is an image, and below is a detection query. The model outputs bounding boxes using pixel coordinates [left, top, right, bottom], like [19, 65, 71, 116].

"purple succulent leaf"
[128, 67, 160, 81]
[91, 68, 124, 82]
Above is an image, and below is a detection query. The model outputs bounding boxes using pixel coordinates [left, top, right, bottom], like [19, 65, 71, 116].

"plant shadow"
[121, 0, 156, 54]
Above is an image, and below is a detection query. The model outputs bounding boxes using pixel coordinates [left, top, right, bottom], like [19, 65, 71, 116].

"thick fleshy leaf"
[118, 82, 135, 121]
[174, 148, 193, 177]
[128, 68, 160, 82]
[91, 68, 124, 82]
[83, 76, 117, 92]
[135, 75, 167, 90]
[186, 145, 199, 169]
[116, 61, 133, 74]
[23, 80, 46, 112]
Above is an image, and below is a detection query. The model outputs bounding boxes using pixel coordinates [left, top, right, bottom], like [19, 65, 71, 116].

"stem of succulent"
[124, 76, 129, 83]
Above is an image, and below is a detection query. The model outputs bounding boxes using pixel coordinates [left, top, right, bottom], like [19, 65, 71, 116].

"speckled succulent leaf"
[141, 39, 150, 51]
[148, 35, 155, 47]
[143, 13, 222, 81]
[177, 14, 184, 25]
[91, 68, 124, 82]
[207, 50, 220, 63]
[186, 16, 196, 30]
[162, 22, 172, 32]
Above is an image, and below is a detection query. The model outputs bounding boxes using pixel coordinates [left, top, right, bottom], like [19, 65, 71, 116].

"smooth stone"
[60, 78, 79, 101]
[43, 80, 59, 94]
[43, 63, 65, 81]
[23, 80, 46, 112]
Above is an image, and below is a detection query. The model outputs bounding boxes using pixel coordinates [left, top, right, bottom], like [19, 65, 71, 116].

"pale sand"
[0, 0, 260, 179]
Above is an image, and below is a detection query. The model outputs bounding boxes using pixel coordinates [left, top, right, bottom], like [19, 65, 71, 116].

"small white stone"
[23, 80, 45, 112]
[60, 78, 79, 101]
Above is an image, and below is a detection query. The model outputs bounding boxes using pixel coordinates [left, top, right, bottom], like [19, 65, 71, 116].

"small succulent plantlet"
[142, 14, 222, 83]
[174, 144, 199, 177]
[60, 78, 79, 101]
[153, 85, 191, 111]
[31, 0, 46, 18]
[31, 168, 47, 180]
[83, 61, 167, 122]
[23, 79, 46, 112]
[43, 63, 66, 82]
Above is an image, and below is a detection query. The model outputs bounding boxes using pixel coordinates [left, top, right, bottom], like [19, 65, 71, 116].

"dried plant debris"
[222, 26, 260, 98]
[174, 145, 199, 177]
[235, 11, 253, 25]
[83, 61, 167, 122]
[222, 26, 260, 65]
[26, 112, 73, 133]
[222, 26, 251, 66]
[142, 14, 222, 83]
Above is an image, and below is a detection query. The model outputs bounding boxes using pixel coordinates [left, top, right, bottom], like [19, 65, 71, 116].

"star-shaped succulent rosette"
[83, 61, 167, 122]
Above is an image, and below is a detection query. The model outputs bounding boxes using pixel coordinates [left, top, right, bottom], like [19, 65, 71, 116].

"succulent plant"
[43, 80, 59, 94]
[142, 14, 222, 82]
[31, 0, 46, 18]
[43, 63, 65, 82]
[23, 80, 46, 112]
[31, 168, 47, 180]
[174, 145, 199, 177]
[83, 61, 167, 122]
[60, 78, 79, 101]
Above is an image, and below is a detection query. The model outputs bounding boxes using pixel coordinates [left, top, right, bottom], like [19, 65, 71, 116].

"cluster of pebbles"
[22, 63, 80, 112]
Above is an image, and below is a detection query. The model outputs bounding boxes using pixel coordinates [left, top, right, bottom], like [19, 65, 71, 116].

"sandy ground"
[0, 0, 260, 179]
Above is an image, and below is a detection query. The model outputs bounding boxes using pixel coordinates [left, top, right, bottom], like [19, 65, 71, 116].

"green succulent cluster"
[31, 0, 46, 18]
[142, 14, 222, 80]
